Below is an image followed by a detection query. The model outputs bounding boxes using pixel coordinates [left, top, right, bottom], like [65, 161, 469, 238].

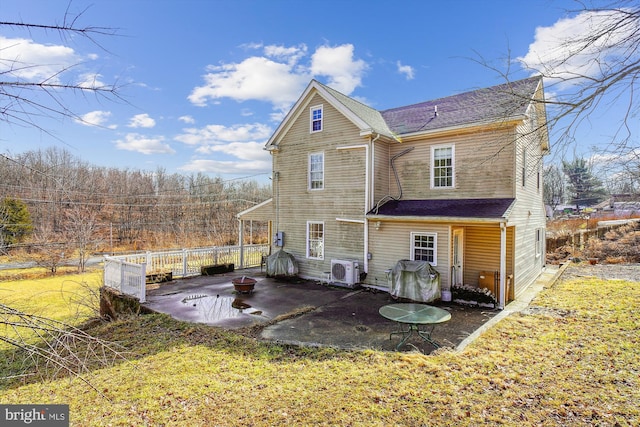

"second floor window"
[411, 232, 437, 265]
[309, 152, 324, 190]
[310, 105, 323, 132]
[432, 145, 454, 188]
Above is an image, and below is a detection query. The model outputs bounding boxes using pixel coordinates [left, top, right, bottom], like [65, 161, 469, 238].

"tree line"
[0, 147, 271, 270]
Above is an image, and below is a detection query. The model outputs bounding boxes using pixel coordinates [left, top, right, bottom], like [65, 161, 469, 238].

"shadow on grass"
[0, 309, 350, 393]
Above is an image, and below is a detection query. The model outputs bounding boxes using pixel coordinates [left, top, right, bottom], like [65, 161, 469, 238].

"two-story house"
[238, 77, 549, 308]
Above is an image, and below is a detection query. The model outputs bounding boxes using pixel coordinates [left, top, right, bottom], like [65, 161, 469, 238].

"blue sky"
[1, 0, 632, 183]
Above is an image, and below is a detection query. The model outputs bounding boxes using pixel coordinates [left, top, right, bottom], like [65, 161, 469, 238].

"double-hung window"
[431, 145, 454, 188]
[535, 228, 543, 259]
[309, 152, 324, 190]
[307, 221, 324, 259]
[411, 232, 437, 265]
[310, 105, 323, 133]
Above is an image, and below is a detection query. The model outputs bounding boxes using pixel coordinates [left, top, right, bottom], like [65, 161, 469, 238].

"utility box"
[274, 231, 284, 247]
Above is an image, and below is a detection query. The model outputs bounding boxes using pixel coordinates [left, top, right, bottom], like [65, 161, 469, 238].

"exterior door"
[452, 229, 464, 286]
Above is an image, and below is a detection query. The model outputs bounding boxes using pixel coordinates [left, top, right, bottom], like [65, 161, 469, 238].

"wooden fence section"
[546, 218, 640, 252]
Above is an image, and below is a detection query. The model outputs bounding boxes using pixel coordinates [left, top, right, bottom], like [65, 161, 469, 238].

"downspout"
[499, 222, 506, 309]
[238, 218, 244, 268]
[273, 170, 280, 244]
[337, 140, 372, 273]
[363, 133, 380, 274]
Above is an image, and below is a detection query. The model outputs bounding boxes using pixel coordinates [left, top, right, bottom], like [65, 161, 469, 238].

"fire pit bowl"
[232, 276, 257, 293]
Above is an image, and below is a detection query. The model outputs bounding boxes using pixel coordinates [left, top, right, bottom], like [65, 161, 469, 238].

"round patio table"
[379, 303, 451, 350]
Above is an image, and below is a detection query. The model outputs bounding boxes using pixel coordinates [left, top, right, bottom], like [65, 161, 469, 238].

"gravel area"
[561, 262, 640, 282]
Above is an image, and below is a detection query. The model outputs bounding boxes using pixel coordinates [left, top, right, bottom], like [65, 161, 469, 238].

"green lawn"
[1, 268, 638, 426]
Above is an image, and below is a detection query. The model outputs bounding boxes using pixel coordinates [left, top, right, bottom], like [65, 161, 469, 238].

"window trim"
[308, 152, 324, 190]
[410, 231, 438, 266]
[310, 104, 323, 133]
[430, 144, 455, 189]
[306, 221, 324, 260]
[535, 228, 543, 259]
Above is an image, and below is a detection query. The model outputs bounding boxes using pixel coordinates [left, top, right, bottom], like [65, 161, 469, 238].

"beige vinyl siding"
[463, 225, 514, 290]
[507, 113, 547, 297]
[366, 221, 450, 289]
[272, 93, 367, 280]
[372, 141, 391, 208]
[388, 127, 516, 200]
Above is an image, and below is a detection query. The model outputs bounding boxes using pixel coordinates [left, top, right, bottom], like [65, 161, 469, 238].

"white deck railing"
[102, 244, 269, 302]
[103, 257, 147, 303]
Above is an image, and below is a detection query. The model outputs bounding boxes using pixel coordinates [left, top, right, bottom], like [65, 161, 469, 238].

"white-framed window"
[309, 152, 324, 190]
[411, 232, 437, 266]
[535, 228, 543, 258]
[310, 105, 323, 133]
[307, 221, 324, 259]
[431, 145, 454, 188]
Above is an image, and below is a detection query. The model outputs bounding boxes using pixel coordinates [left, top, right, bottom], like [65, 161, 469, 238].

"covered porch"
[367, 198, 516, 308]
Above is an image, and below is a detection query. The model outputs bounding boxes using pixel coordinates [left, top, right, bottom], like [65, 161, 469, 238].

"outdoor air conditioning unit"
[330, 259, 360, 288]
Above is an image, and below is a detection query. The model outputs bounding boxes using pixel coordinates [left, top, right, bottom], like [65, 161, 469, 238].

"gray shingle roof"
[315, 80, 394, 137]
[380, 77, 542, 135]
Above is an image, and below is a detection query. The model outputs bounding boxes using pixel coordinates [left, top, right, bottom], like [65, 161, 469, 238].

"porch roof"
[367, 198, 516, 221]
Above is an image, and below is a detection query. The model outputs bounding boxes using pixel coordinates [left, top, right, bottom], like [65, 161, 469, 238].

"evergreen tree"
[562, 158, 607, 209]
[0, 197, 33, 251]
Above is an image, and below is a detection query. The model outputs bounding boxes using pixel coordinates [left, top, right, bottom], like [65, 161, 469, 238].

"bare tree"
[544, 163, 566, 215]
[477, 1, 639, 159]
[64, 205, 102, 273]
[0, 8, 122, 134]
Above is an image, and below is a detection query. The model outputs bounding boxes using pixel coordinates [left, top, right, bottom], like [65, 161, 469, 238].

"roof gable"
[265, 80, 395, 150]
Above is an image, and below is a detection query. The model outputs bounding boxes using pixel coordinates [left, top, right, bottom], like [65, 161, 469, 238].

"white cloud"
[178, 158, 272, 175]
[114, 133, 175, 154]
[128, 113, 156, 128]
[188, 43, 368, 114]
[175, 123, 272, 147]
[77, 72, 108, 89]
[175, 122, 272, 176]
[196, 141, 269, 161]
[310, 44, 367, 94]
[518, 9, 639, 88]
[76, 110, 117, 129]
[179, 115, 195, 124]
[188, 56, 309, 111]
[396, 61, 415, 80]
[0, 35, 78, 82]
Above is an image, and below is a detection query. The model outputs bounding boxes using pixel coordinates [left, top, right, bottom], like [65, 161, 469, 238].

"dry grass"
[1, 268, 638, 426]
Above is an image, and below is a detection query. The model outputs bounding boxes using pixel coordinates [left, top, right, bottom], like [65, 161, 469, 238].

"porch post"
[499, 223, 506, 309]
[238, 219, 244, 269]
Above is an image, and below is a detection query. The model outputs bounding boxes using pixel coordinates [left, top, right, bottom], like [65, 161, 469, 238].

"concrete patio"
[143, 265, 561, 354]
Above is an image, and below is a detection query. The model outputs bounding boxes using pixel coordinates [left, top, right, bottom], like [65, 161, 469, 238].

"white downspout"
[499, 222, 506, 309]
[336, 138, 376, 274]
[364, 134, 380, 274]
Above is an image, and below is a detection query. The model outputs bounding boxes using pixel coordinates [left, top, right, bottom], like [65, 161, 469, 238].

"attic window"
[310, 105, 323, 133]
